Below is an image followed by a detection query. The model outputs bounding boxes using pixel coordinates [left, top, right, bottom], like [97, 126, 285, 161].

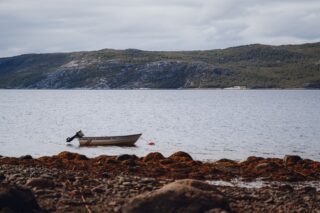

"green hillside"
[0, 42, 319, 89]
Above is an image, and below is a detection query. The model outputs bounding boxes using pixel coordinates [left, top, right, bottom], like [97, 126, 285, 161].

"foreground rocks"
[0, 152, 320, 212]
[123, 179, 229, 213]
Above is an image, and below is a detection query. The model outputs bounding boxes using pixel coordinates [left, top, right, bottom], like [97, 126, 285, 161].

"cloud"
[0, 0, 320, 57]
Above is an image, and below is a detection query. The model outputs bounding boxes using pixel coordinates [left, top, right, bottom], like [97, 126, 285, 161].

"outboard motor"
[66, 130, 84, 142]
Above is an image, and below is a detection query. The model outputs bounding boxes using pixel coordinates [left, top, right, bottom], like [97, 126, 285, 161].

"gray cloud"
[0, 0, 320, 57]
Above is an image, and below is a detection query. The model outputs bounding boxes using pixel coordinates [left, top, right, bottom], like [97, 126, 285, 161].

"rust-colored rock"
[160, 158, 175, 165]
[169, 151, 193, 161]
[143, 152, 165, 162]
[284, 155, 302, 166]
[242, 156, 265, 163]
[216, 159, 236, 164]
[255, 162, 280, 171]
[57, 151, 88, 161]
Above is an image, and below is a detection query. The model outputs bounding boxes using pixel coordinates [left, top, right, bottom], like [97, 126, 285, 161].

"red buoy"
[148, 141, 155, 145]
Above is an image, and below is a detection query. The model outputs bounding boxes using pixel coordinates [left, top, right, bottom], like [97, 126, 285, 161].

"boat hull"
[78, 134, 141, 147]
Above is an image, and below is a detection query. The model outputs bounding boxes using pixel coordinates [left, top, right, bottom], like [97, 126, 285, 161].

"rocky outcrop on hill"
[2, 58, 231, 89]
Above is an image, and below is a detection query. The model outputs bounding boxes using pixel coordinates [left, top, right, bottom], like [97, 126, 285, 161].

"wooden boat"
[79, 134, 141, 147]
[66, 131, 141, 146]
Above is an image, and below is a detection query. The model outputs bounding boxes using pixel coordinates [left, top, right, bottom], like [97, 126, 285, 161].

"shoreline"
[1, 151, 320, 182]
[1, 151, 319, 212]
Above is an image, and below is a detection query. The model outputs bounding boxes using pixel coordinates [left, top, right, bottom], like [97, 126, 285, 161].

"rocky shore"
[0, 151, 319, 212]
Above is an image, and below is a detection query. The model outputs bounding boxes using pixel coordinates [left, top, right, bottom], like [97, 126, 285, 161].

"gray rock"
[0, 184, 40, 212]
[122, 182, 132, 187]
[25, 177, 54, 188]
[117, 176, 125, 184]
[113, 205, 121, 212]
[6, 174, 22, 182]
[141, 177, 155, 183]
[82, 188, 93, 197]
[205, 208, 230, 213]
[0, 174, 5, 182]
[102, 172, 110, 178]
[19, 155, 33, 160]
[302, 186, 316, 193]
[122, 179, 229, 213]
[92, 186, 105, 193]
[40, 174, 53, 179]
[109, 201, 117, 206]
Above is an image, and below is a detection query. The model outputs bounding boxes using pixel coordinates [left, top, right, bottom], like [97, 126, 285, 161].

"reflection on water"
[0, 89, 319, 161]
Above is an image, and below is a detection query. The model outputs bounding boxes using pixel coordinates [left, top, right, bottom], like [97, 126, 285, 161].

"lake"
[0, 89, 319, 161]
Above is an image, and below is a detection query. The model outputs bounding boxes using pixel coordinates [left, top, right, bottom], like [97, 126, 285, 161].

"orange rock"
[143, 152, 165, 162]
[57, 151, 88, 161]
[283, 155, 302, 166]
[169, 151, 193, 161]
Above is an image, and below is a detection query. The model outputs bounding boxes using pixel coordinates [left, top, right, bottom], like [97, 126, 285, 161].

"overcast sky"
[1, 0, 320, 57]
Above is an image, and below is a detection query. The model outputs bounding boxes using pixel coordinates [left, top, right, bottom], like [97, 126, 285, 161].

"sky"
[0, 0, 320, 57]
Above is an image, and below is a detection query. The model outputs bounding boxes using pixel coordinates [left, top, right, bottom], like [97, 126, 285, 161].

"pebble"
[92, 186, 105, 193]
[122, 182, 131, 186]
[113, 206, 121, 212]
[6, 174, 22, 182]
[102, 172, 110, 178]
[129, 189, 138, 194]
[82, 188, 93, 196]
[40, 174, 54, 179]
[0, 173, 5, 182]
[117, 176, 125, 184]
[25, 177, 55, 188]
[109, 201, 117, 206]
[302, 186, 316, 193]
[141, 177, 155, 183]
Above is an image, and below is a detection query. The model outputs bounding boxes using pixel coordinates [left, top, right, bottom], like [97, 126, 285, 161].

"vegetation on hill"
[0, 42, 319, 89]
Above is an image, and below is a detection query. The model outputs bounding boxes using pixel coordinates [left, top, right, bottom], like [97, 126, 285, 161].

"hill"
[0, 42, 320, 89]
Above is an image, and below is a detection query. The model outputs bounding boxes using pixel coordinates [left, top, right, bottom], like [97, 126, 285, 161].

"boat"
[66, 130, 141, 146]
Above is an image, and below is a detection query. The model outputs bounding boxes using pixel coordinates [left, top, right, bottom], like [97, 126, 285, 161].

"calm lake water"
[0, 89, 319, 161]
